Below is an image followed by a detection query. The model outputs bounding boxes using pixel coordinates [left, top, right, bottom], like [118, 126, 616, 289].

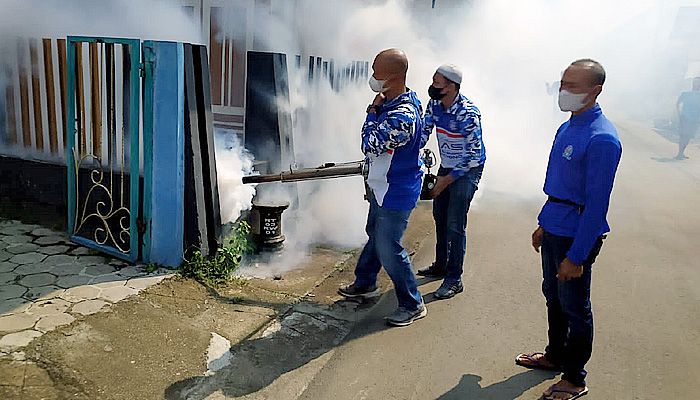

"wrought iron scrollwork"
[72, 148, 130, 253]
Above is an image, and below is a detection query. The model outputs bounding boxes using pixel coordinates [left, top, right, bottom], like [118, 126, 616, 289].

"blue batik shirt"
[420, 93, 486, 180]
[538, 104, 622, 265]
[362, 89, 424, 210]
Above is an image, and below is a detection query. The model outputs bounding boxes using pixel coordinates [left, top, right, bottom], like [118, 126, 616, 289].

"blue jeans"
[354, 191, 422, 310]
[541, 230, 604, 388]
[433, 165, 483, 283]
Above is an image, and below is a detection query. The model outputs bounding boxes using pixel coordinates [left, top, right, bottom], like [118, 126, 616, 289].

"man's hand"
[556, 257, 583, 281]
[373, 93, 386, 106]
[532, 226, 544, 253]
[429, 175, 454, 198]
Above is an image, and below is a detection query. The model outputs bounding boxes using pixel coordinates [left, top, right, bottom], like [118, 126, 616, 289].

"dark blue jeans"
[354, 191, 423, 310]
[433, 165, 483, 283]
[541, 230, 605, 388]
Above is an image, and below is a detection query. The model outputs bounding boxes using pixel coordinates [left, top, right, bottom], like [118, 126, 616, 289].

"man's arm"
[566, 135, 622, 266]
[361, 106, 416, 156]
[677, 95, 683, 118]
[448, 111, 483, 181]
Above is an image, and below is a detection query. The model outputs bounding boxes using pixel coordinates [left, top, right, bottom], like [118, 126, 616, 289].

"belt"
[548, 196, 585, 213]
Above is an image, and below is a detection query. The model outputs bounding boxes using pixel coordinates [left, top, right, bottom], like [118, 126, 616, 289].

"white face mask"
[558, 89, 589, 112]
[369, 76, 388, 93]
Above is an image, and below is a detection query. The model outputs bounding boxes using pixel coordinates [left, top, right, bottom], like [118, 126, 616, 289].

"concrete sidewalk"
[0, 218, 173, 397]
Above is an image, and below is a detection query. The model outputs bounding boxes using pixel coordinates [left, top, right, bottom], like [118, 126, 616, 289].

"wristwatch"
[366, 104, 380, 114]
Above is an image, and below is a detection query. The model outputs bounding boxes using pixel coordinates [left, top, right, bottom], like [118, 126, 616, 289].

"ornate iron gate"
[66, 37, 143, 262]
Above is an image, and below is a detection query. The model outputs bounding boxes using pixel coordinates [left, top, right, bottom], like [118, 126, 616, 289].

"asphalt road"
[289, 121, 700, 400]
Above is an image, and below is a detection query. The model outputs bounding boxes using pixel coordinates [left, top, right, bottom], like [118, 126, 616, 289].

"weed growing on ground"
[178, 221, 253, 286]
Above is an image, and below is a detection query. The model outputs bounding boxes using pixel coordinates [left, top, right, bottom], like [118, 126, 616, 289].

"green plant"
[178, 221, 253, 286]
[145, 262, 160, 274]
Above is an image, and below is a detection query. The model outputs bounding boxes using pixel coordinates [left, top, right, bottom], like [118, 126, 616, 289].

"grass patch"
[178, 221, 253, 286]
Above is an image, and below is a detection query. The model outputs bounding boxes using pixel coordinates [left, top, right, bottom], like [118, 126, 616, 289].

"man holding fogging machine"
[337, 48, 427, 327]
[417, 64, 486, 300]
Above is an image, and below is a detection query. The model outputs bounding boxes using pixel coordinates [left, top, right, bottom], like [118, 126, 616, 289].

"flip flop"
[515, 352, 562, 371]
[543, 385, 589, 400]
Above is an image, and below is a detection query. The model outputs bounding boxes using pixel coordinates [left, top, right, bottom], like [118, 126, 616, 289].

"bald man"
[338, 49, 426, 327]
[516, 59, 622, 400]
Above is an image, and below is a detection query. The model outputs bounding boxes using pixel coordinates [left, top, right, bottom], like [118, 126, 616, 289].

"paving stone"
[37, 245, 70, 255]
[5, 243, 41, 254]
[70, 247, 92, 255]
[89, 272, 126, 284]
[126, 274, 169, 290]
[84, 264, 116, 276]
[0, 330, 42, 352]
[27, 299, 71, 317]
[99, 286, 139, 303]
[0, 225, 34, 235]
[0, 313, 40, 332]
[8, 252, 46, 265]
[13, 263, 54, 275]
[55, 274, 91, 288]
[110, 259, 128, 267]
[0, 250, 11, 262]
[115, 265, 145, 278]
[19, 273, 56, 287]
[35, 313, 75, 332]
[30, 228, 56, 237]
[0, 261, 17, 273]
[1, 298, 32, 316]
[41, 254, 76, 268]
[2, 235, 31, 245]
[0, 285, 27, 301]
[70, 299, 108, 316]
[60, 285, 101, 302]
[91, 280, 127, 290]
[0, 272, 18, 285]
[33, 236, 67, 246]
[51, 264, 85, 276]
[23, 285, 63, 301]
[78, 256, 109, 266]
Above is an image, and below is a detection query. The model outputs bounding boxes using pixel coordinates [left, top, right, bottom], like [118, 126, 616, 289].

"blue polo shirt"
[538, 104, 622, 265]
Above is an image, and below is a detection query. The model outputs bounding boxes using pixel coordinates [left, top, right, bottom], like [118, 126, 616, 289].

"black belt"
[548, 196, 585, 213]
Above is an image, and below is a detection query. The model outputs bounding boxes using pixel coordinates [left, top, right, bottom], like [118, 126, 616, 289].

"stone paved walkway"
[0, 218, 174, 359]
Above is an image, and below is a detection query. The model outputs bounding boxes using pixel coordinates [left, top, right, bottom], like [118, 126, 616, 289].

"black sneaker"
[417, 264, 447, 278]
[434, 280, 464, 299]
[338, 283, 380, 299]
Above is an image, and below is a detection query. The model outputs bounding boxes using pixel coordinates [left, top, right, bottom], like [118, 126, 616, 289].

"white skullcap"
[436, 64, 462, 85]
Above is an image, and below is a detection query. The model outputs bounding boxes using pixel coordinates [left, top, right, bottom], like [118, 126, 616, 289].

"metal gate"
[66, 37, 143, 262]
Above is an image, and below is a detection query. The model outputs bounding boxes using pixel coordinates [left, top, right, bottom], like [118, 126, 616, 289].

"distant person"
[338, 48, 426, 327]
[515, 59, 622, 400]
[417, 64, 485, 300]
[675, 77, 700, 159]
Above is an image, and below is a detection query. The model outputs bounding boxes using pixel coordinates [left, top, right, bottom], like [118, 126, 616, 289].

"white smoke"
[214, 130, 256, 225]
[234, 0, 700, 274]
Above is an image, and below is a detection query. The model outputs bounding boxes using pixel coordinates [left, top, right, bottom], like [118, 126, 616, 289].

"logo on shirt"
[563, 144, 574, 160]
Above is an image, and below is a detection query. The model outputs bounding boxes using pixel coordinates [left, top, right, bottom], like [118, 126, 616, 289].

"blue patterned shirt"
[421, 94, 486, 180]
[361, 90, 424, 210]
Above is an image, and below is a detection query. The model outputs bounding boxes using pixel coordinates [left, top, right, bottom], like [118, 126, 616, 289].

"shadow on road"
[164, 291, 391, 400]
[437, 369, 557, 400]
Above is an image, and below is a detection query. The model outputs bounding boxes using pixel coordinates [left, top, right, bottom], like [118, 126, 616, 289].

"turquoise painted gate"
[66, 36, 149, 262]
